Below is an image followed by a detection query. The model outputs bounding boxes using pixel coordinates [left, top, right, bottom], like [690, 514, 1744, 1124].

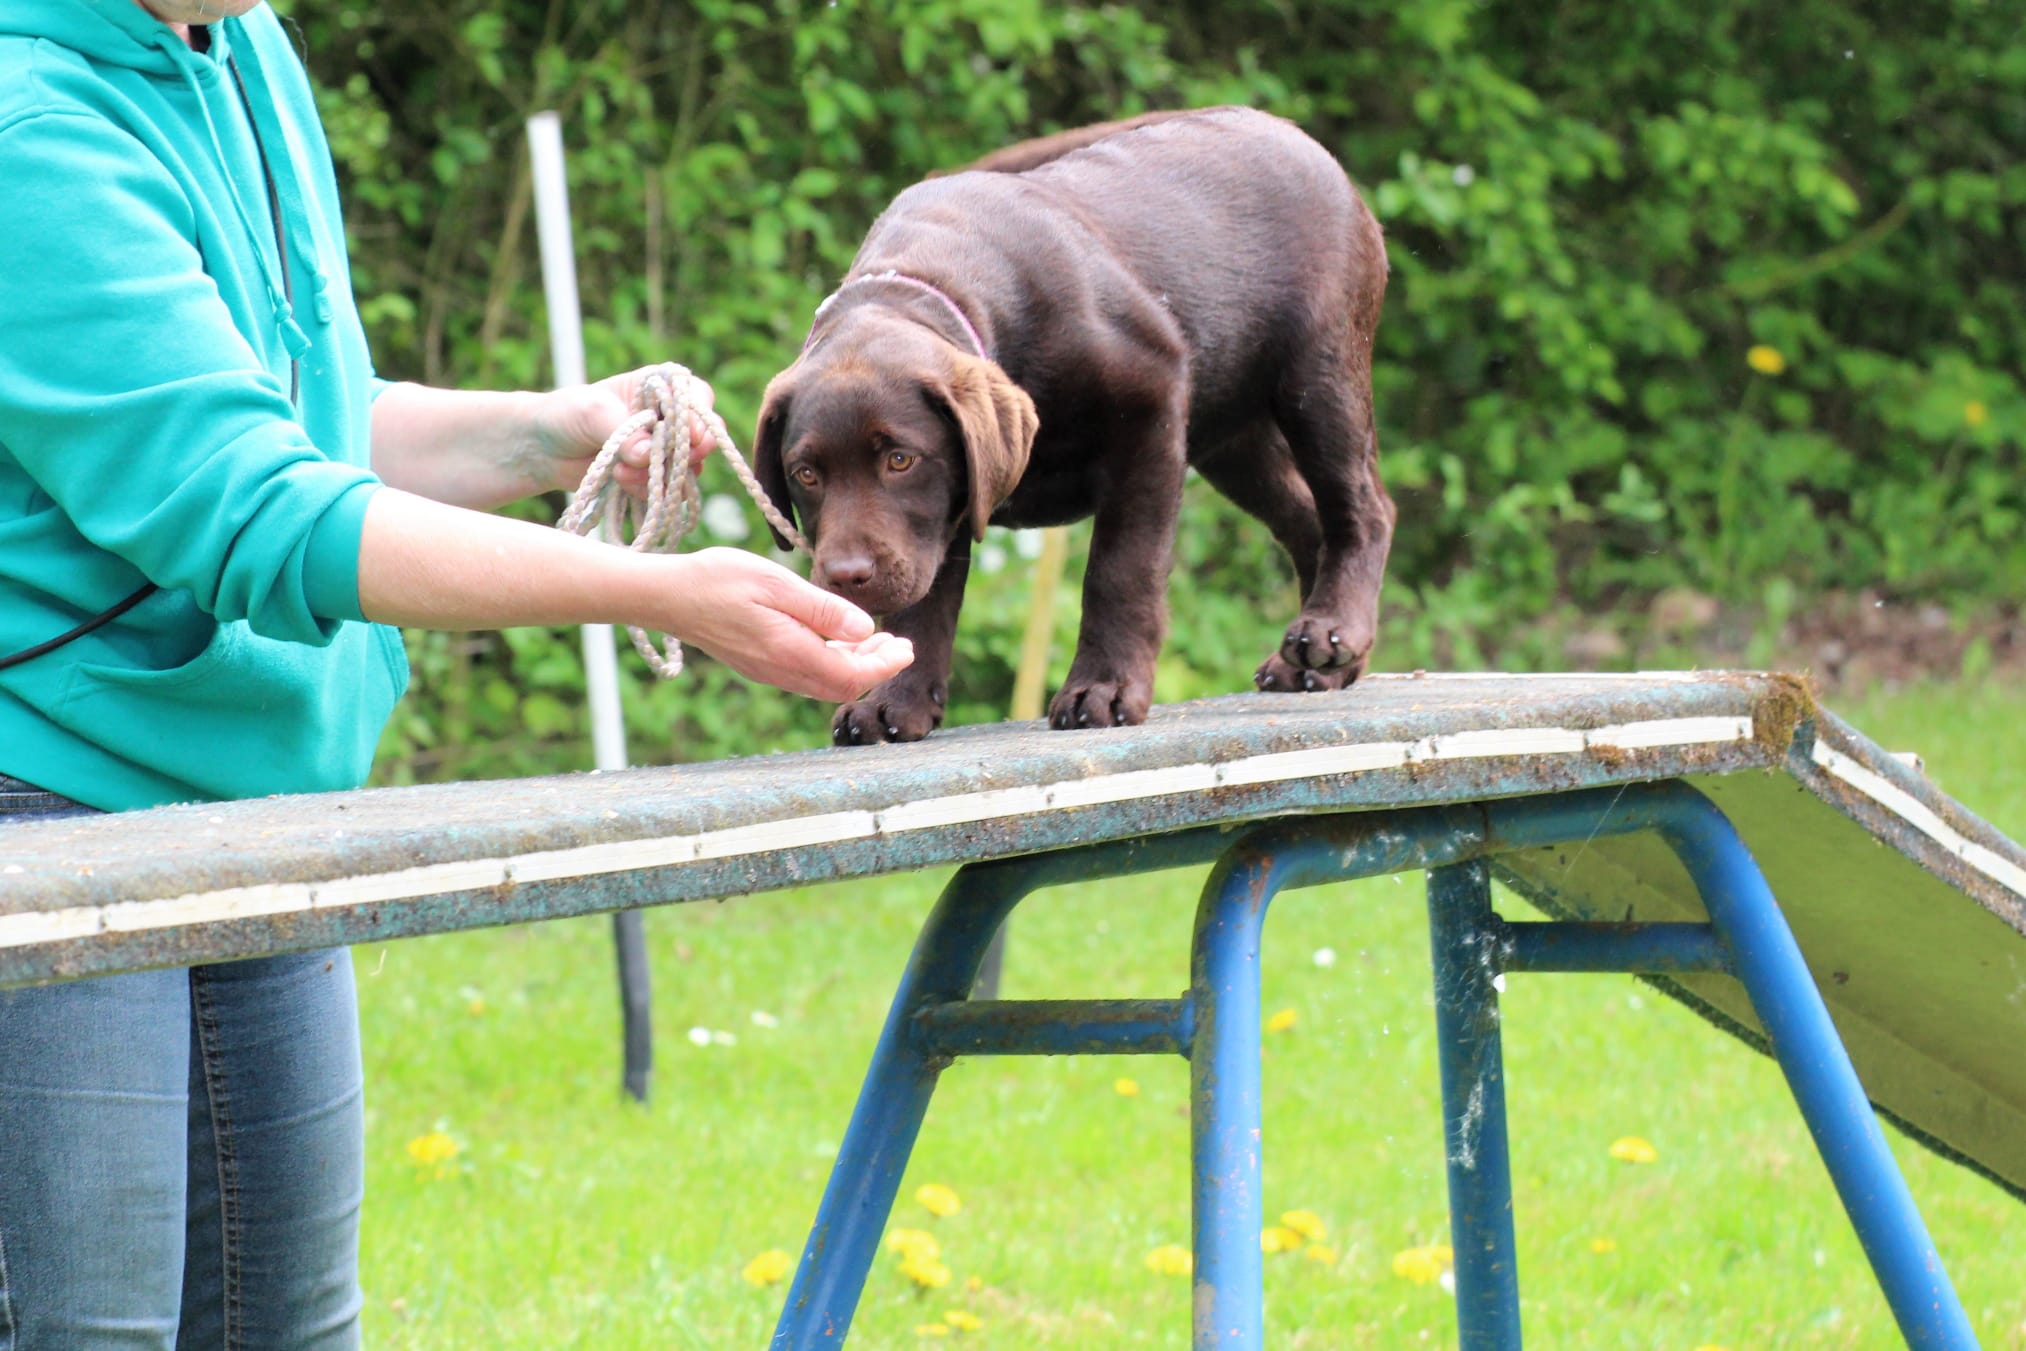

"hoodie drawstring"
[158, 24, 311, 363]
[223, 17, 333, 329]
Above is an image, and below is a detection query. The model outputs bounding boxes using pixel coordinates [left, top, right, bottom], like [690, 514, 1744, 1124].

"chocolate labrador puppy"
[753, 106, 1393, 744]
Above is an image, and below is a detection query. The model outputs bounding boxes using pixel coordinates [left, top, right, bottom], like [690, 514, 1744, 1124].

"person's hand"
[533, 366, 718, 497]
[665, 548, 914, 702]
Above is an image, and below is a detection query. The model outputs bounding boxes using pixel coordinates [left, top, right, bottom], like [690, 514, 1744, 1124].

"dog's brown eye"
[885, 450, 916, 473]
[791, 465, 819, 487]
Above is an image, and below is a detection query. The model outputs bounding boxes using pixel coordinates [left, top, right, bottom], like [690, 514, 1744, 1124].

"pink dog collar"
[806, 270, 989, 360]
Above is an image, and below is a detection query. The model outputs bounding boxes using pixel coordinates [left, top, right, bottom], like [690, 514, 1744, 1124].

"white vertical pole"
[527, 110, 627, 774]
[528, 111, 654, 1102]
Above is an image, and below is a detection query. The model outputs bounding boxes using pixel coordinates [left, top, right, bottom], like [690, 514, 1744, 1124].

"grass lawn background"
[355, 677, 2026, 1349]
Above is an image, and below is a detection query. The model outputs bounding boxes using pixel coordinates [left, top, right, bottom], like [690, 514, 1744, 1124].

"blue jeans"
[0, 777, 363, 1350]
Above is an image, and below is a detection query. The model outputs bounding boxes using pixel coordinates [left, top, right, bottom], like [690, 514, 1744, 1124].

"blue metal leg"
[773, 830, 1231, 1349]
[1188, 848, 1274, 1349]
[1635, 791, 1979, 1351]
[1426, 859, 1522, 1349]
[769, 861, 1027, 1350]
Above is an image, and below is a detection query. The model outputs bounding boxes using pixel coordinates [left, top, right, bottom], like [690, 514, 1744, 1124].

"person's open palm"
[669, 548, 914, 702]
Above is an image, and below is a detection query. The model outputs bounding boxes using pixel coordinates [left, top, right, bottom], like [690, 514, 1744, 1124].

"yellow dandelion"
[1145, 1243, 1194, 1276]
[1114, 1076, 1141, 1097]
[1746, 344, 1786, 375]
[899, 1254, 953, 1289]
[914, 1183, 962, 1218]
[915, 1322, 951, 1337]
[1261, 1225, 1306, 1255]
[1590, 1236, 1619, 1254]
[1692, 1345, 1731, 1351]
[1303, 1244, 1339, 1266]
[741, 1249, 793, 1287]
[1280, 1209, 1327, 1242]
[1965, 400, 1988, 427]
[1392, 1244, 1455, 1285]
[405, 1131, 459, 1168]
[963, 1275, 983, 1292]
[886, 1228, 941, 1263]
[1608, 1135, 1660, 1164]
[1265, 1007, 1299, 1033]
[945, 1310, 984, 1331]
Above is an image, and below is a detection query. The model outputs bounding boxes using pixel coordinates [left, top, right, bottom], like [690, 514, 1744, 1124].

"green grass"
[356, 677, 2026, 1349]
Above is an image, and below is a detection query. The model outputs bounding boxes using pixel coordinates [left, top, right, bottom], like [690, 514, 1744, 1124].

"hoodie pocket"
[55, 618, 401, 800]
[65, 616, 248, 694]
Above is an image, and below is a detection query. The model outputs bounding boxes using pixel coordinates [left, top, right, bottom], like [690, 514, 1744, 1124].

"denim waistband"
[0, 773, 88, 814]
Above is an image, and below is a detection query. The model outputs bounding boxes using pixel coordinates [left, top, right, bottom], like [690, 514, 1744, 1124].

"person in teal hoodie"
[0, 1, 914, 1345]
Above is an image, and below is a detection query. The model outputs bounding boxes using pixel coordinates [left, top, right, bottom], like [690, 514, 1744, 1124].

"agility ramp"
[2, 672, 2021, 1347]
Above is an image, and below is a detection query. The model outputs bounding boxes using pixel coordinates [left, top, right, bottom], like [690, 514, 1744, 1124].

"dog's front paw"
[1047, 676, 1152, 730]
[832, 680, 946, 746]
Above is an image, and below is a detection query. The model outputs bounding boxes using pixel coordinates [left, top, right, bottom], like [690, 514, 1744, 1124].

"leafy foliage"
[269, 0, 2024, 779]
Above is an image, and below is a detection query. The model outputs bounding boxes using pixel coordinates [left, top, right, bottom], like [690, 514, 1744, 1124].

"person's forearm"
[356, 484, 654, 630]
[352, 487, 914, 703]
[369, 383, 555, 510]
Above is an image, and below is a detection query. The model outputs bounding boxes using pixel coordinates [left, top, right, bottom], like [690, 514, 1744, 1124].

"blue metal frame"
[771, 782, 1978, 1350]
[1427, 858, 1524, 1346]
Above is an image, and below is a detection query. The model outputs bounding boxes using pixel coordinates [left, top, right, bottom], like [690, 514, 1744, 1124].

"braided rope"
[557, 363, 809, 679]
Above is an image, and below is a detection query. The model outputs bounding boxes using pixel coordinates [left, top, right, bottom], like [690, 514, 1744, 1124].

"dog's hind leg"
[1191, 424, 1324, 600]
[1255, 349, 1395, 692]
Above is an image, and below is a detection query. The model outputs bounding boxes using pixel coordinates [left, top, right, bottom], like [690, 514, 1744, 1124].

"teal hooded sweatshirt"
[0, 0, 407, 811]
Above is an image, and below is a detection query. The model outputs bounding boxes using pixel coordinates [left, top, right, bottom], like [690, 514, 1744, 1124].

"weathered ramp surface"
[2, 671, 2022, 1196]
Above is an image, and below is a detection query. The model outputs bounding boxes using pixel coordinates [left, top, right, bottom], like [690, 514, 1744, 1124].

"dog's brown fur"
[753, 107, 1394, 744]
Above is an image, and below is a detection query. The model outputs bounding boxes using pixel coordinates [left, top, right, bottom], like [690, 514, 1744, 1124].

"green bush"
[271, 0, 2024, 780]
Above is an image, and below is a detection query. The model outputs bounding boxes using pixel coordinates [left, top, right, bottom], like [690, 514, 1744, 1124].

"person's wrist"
[517, 388, 584, 492]
[636, 550, 706, 643]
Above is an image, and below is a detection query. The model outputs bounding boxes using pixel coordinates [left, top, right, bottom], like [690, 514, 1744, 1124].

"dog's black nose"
[821, 555, 877, 590]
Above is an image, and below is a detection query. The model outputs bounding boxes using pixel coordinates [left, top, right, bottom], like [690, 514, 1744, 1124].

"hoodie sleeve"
[0, 106, 380, 642]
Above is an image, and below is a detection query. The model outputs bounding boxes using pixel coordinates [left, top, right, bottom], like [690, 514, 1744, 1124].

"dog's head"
[752, 310, 1038, 617]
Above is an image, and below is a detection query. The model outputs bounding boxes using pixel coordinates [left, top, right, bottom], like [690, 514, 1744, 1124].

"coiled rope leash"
[557, 362, 809, 678]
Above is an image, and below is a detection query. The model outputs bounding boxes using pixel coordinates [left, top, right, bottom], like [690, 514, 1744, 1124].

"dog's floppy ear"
[750, 370, 800, 550]
[929, 351, 1039, 541]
